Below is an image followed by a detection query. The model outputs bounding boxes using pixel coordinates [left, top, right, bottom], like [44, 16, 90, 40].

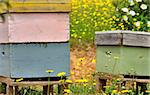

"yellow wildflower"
[111, 28, 116, 30]
[112, 90, 117, 94]
[70, 71, 75, 75]
[83, 84, 87, 86]
[64, 89, 71, 94]
[66, 79, 72, 83]
[75, 79, 88, 83]
[16, 78, 23, 82]
[77, 62, 81, 66]
[82, 79, 88, 83]
[57, 72, 66, 77]
[92, 59, 96, 63]
[46, 69, 54, 73]
[121, 90, 129, 93]
[79, 57, 85, 61]
[93, 82, 96, 86]
[112, 16, 116, 20]
[59, 80, 65, 83]
[146, 90, 150, 93]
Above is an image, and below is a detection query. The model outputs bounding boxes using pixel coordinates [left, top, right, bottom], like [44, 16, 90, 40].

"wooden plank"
[12, 81, 59, 86]
[95, 31, 122, 45]
[10, 0, 70, 3]
[124, 78, 150, 83]
[0, 76, 12, 84]
[95, 31, 150, 47]
[9, 3, 71, 12]
[8, 13, 69, 43]
[123, 32, 150, 47]
[0, 2, 7, 13]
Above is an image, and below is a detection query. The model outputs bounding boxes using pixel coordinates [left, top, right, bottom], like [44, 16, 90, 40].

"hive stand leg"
[14, 86, 19, 95]
[6, 85, 13, 95]
[6, 85, 9, 95]
[96, 78, 106, 93]
[9, 86, 13, 95]
[58, 84, 64, 95]
[47, 85, 54, 95]
[96, 77, 101, 93]
[136, 82, 139, 95]
[140, 83, 147, 95]
[49, 85, 54, 95]
[43, 85, 48, 95]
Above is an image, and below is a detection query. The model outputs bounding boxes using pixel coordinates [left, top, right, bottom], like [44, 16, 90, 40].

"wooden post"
[14, 86, 19, 95]
[96, 77, 106, 93]
[49, 85, 54, 95]
[58, 84, 64, 95]
[6, 85, 13, 95]
[43, 85, 48, 95]
[8, 86, 13, 95]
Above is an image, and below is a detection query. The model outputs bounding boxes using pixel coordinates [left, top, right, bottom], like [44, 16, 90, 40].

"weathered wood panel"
[9, 1, 71, 12]
[123, 32, 150, 47]
[96, 46, 150, 76]
[1, 13, 69, 43]
[10, 43, 70, 78]
[0, 44, 10, 77]
[95, 31, 150, 47]
[10, 0, 70, 3]
[95, 31, 122, 45]
[0, 15, 8, 43]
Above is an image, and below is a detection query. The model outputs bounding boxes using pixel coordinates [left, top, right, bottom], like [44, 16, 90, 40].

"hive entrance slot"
[1, 52, 5, 55]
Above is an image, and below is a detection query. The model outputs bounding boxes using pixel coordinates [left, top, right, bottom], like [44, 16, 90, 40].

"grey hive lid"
[95, 30, 150, 47]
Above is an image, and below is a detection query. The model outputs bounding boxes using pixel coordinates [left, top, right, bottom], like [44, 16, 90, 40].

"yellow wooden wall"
[1, 0, 71, 13]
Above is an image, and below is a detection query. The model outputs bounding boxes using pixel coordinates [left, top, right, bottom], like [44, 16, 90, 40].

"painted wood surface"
[0, 17, 8, 43]
[95, 31, 150, 76]
[0, 43, 70, 78]
[0, 13, 69, 43]
[123, 32, 150, 47]
[0, 44, 10, 77]
[9, 0, 71, 12]
[95, 31, 150, 47]
[10, 0, 70, 3]
[95, 32, 122, 45]
[96, 46, 150, 76]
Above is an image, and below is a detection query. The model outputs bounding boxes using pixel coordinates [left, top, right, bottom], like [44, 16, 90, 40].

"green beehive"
[95, 31, 150, 76]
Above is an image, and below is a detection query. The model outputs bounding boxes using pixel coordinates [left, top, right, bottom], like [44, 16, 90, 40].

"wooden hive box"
[0, 0, 71, 78]
[95, 31, 150, 77]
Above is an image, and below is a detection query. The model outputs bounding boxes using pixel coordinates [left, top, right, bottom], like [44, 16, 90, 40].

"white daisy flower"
[136, 0, 142, 2]
[140, 4, 147, 10]
[135, 21, 140, 27]
[121, 8, 128, 12]
[129, 10, 136, 16]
